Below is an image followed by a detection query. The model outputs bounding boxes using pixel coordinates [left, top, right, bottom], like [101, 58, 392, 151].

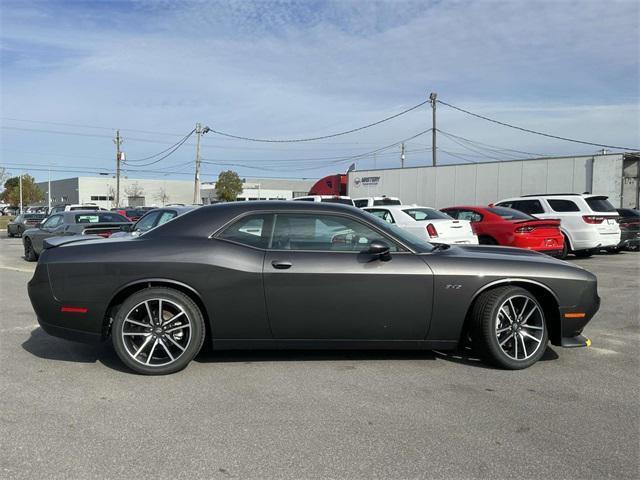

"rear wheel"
[23, 238, 37, 262]
[111, 287, 206, 375]
[471, 286, 548, 369]
[574, 250, 593, 258]
[479, 236, 497, 245]
[558, 234, 569, 260]
[606, 246, 621, 254]
[7, 229, 14, 238]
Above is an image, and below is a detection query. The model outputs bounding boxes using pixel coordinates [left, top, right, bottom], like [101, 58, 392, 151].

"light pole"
[19, 173, 23, 214]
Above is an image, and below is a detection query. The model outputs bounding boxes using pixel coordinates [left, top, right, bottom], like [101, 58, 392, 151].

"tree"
[124, 182, 145, 198]
[215, 170, 243, 202]
[155, 187, 170, 206]
[107, 185, 117, 208]
[0, 175, 44, 206]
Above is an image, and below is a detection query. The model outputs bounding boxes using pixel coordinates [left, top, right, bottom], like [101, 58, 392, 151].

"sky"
[1, 0, 639, 183]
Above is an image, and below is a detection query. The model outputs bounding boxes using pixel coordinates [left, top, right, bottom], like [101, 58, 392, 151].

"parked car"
[353, 196, 402, 208]
[7, 213, 48, 237]
[111, 206, 197, 238]
[613, 208, 640, 252]
[494, 194, 621, 257]
[441, 206, 566, 257]
[1, 206, 19, 216]
[25, 206, 48, 214]
[63, 204, 107, 212]
[364, 205, 478, 245]
[22, 210, 131, 261]
[28, 201, 599, 374]
[110, 208, 149, 222]
[293, 195, 355, 206]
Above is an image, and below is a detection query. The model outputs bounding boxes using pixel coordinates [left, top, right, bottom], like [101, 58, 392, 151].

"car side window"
[548, 199, 580, 212]
[457, 210, 482, 222]
[270, 213, 398, 252]
[354, 200, 368, 208]
[157, 211, 177, 226]
[217, 214, 273, 249]
[42, 215, 62, 229]
[441, 209, 458, 219]
[514, 200, 544, 215]
[135, 211, 161, 232]
[366, 209, 395, 224]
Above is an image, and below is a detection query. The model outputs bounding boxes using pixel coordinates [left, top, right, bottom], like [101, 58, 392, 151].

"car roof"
[364, 204, 433, 211]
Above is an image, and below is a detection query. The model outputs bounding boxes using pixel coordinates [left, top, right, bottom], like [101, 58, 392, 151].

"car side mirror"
[367, 240, 392, 261]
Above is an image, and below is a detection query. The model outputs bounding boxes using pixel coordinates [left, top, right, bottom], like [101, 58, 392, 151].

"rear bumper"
[28, 264, 107, 344]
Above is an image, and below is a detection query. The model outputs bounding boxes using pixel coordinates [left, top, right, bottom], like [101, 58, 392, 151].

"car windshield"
[403, 208, 452, 220]
[365, 213, 434, 252]
[586, 197, 616, 212]
[487, 207, 535, 220]
[74, 213, 128, 223]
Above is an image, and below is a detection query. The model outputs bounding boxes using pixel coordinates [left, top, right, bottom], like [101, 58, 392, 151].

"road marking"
[0, 265, 34, 273]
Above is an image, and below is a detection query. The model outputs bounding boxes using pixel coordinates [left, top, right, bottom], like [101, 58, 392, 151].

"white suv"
[494, 194, 621, 257]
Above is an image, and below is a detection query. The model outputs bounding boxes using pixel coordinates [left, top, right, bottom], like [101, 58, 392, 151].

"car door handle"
[271, 260, 292, 270]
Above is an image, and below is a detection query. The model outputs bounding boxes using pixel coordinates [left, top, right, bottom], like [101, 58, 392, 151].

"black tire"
[606, 246, 621, 254]
[479, 236, 498, 245]
[111, 287, 206, 375]
[558, 234, 569, 260]
[471, 286, 548, 370]
[574, 250, 593, 258]
[7, 229, 14, 238]
[23, 237, 37, 262]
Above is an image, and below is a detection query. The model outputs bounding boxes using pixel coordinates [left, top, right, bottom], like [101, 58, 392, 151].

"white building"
[200, 177, 314, 203]
[348, 152, 640, 208]
[37, 177, 194, 209]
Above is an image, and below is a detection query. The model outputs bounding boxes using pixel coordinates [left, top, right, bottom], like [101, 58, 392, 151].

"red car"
[441, 205, 566, 258]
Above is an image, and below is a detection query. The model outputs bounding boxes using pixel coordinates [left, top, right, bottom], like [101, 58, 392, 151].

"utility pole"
[114, 130, 123, 207]
[193, 124, 210, 204]
[430, 92, 437, 167]
[19, 173, 23, 214]
[48, 165, 51, 211]
[400, 143, 406, 168]
[193, 123, 203, 204]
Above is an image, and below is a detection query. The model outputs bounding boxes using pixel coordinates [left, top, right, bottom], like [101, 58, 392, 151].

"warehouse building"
[37, 177, 194, 209]
[37, 176, 315, 209]
[348, 152, 640, 208]
[200, 177, 314, 203]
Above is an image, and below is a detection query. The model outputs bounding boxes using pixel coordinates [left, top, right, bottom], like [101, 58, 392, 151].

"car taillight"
[426, 223, 438, 238]
[582, 215, 605, 224]
[515, 226, 535, 233]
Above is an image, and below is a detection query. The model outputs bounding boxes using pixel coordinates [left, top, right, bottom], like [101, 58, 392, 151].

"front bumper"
[558, 290, 600, 347]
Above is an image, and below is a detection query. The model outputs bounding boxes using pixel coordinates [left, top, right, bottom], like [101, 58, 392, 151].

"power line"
[208, 99, 430, 143]
[437, 99, 640, 151]
[122, 130, 195, 167]
[124, 129, 196, 162]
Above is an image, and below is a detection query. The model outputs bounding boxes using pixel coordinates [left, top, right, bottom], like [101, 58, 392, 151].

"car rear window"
[586, 197, 616, 212]
[548, 199, 580, 212]
[618, 208, 640, 218]
[320, 198, 353, 205]
[70, 206, 100, 211]
[75, 213, 128, 223]
[24, 214, 46, 220]
[402, 208, 452, 220]
[373, 198, 401, 206]
[487, 207, 535, 220]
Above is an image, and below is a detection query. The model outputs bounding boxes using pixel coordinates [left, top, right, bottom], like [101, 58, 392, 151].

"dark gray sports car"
[22, 210, 131, 261]
[28, 202, 599, 375]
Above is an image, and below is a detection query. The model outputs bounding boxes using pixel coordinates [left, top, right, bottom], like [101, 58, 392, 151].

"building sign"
[353, 176, 381, 187]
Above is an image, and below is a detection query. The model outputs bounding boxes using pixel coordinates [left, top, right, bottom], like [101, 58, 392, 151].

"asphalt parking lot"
[0, 232, 638, 480]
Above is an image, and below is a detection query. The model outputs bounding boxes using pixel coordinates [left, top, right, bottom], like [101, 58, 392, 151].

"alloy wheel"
[494, 295, 545, 361]
[121, 298, 192, 367]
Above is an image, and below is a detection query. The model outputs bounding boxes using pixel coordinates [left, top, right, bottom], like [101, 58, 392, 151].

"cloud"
[1, 0, 638, 181]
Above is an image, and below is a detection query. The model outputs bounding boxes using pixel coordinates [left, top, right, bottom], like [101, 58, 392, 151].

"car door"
[263, 211, 433, 340]
[31, 214, 64, 252]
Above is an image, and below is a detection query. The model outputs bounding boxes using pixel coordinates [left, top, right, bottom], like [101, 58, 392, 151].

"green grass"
[0, 216, 15, 229]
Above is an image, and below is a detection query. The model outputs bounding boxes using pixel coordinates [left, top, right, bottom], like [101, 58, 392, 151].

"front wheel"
[472, 286, 548, 369]
[23, 238, 37, 262]
[606, 246, 621, 254]
[111, 287, 206, 375]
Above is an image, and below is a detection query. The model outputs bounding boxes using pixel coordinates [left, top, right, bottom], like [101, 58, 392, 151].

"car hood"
[429, 244, 570, 265]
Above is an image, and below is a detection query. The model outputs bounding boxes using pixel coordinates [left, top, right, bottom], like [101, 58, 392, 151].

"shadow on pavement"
[21, 327, 130, 373]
